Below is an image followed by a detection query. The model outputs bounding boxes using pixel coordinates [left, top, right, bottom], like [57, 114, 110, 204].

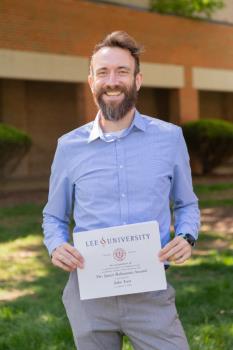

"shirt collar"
[88, 109, 146, 143]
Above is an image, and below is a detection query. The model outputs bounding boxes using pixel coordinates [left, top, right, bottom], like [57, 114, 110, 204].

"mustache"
[94, 80, 138, 122]
[96, 85, 128, 98]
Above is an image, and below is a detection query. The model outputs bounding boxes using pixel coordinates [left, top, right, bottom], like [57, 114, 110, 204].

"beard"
[94, 80, 138, 122]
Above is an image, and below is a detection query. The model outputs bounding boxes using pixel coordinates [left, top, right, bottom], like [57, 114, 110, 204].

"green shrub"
[150, 0, 225, 19]
[0, 123, 32, 178]
[182, 119, 233, 174]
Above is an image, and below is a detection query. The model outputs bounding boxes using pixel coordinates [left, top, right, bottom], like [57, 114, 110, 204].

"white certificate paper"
[73, 221, 167, 300]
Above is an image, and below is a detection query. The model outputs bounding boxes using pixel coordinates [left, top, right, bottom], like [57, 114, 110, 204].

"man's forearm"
[42, 213, 70, 255]
[173, 200, 200, 239]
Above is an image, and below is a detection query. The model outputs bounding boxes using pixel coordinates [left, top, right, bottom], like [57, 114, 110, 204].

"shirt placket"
[115, 138, 128, 225]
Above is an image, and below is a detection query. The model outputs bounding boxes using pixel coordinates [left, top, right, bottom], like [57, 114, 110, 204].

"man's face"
[88, 47, 142, 121]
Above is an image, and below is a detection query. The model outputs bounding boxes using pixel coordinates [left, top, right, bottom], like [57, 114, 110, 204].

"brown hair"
[91, 31, 143, 75]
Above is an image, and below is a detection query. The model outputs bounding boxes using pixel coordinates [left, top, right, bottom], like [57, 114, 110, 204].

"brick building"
[0, 0, 233, 186]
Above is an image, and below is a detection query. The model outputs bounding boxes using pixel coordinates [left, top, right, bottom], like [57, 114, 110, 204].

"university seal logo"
[113, 248, 126, 261]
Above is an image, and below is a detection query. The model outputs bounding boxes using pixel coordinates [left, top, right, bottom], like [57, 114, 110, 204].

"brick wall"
[1, 79, 79, 177]
[199, 91, 233, 122]
[1, 0, 233, 182]
[0, 0, 232, 69]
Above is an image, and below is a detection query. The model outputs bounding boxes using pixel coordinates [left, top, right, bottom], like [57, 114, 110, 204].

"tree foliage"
[150, 0, 225, 19]
[182, 119, 233, 174]
[0, 123, 31, 178]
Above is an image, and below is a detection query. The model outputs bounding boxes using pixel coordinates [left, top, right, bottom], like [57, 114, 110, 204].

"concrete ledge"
[141, 62, 184, 88]
[0, 49, 184, 88]
[193, 67, 233, 92]
[0, 49, 89, 82]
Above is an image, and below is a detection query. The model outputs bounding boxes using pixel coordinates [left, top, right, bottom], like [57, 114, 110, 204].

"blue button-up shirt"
[43, 110, 200, 255]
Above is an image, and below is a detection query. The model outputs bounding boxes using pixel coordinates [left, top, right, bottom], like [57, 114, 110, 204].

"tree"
[182, 119, 233, 175]
[150, 0, 225, 19]
[0, 123, 31, 179]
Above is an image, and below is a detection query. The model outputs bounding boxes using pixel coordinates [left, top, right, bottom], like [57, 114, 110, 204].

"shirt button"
[123, 222, 127, 225]
[121, 193, 126, 198]
[119, 165, 123, 169]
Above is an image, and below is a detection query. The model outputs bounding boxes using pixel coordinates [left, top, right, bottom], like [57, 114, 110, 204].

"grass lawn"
[0, 184, 233, 350]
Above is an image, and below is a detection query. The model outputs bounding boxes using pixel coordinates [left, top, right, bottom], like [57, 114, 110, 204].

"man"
[43, 31, 200, 350]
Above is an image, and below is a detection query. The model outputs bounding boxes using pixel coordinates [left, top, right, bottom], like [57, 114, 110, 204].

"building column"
[179, 66, 199, 124]
[1, 79, 30, 177]
[75, 82, 97, 126]
[169, 89, 180, 125]
[1, 79, 28, 130]
[224, 92, 233, 122]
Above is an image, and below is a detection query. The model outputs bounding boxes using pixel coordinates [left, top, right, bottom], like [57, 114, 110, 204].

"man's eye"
[119, 70, 128, 75]
[97, 71, 107, 77]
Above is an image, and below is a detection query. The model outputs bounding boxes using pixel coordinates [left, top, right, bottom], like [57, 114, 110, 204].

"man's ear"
[135, 72, 142, 91]
[88, 74, 94, 93]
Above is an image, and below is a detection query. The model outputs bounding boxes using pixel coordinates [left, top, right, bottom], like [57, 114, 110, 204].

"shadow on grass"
[0, 203, 43, 217]
[0, 202, 232, 349]
[197, 231, 224, 242]
[0, 261, 75, 350]
[168, 263, 233, 349]
[199, 199, 233, 208]
[0, 204, 43, 243]
[1, 257, 233, 350]
[194, 183, 233, 193]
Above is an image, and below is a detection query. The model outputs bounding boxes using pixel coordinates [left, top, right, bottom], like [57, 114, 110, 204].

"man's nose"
[106, 72, 119, 87]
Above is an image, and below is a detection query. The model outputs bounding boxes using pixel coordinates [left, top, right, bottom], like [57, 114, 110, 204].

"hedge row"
[1, 119, 233, 178]
[182, 119, 233, 174]
[0, 123, 31, 178]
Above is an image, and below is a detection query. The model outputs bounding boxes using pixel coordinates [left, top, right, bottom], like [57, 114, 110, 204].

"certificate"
[73, 221, 167, 300]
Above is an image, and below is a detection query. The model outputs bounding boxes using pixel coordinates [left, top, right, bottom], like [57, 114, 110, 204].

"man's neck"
[99, 108, 136, 133]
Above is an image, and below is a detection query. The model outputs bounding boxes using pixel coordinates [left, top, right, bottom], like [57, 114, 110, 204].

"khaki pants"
[62, 271, 189, 350]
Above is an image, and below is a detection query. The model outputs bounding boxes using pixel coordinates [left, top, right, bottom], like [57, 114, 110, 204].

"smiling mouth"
[105, 91, 122, 97]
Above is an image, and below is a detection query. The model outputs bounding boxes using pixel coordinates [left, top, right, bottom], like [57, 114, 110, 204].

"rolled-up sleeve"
[170, 128, 200, 239]
[42, 141, 74, 255]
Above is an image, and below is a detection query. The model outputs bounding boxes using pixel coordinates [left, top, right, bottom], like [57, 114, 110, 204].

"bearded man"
[43, 31, 200, 350]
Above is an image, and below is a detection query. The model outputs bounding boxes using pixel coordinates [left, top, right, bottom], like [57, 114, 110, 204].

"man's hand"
[51, 243, 84, 272]
[159, 236, 192, 264]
